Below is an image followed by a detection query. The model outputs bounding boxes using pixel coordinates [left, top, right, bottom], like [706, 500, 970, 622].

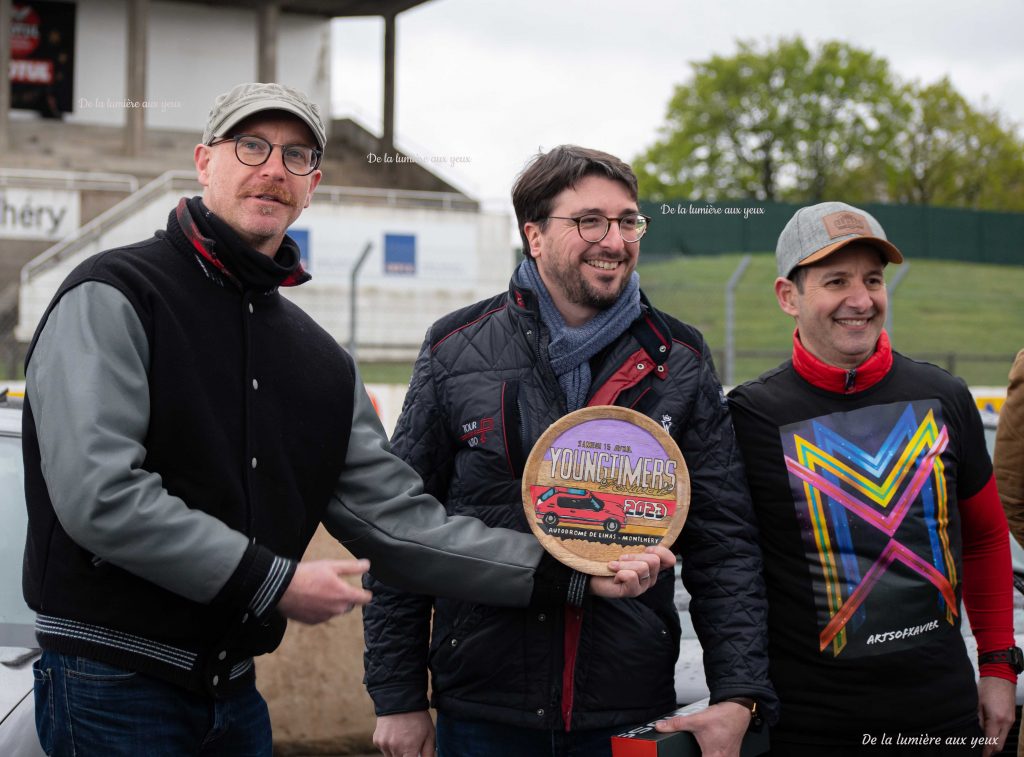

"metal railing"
[723, 255, 751, 386]
[21, 170, 199, 286]
[315, 184, 476, 211]
[0, 167, 139, 193]
[20, 172, 479, 287]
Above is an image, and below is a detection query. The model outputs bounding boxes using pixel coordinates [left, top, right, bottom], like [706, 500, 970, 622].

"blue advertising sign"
[384, 233, 416, 275]
[290, 228, 310, 269]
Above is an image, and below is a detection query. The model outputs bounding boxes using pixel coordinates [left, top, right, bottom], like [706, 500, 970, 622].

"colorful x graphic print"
[781, 401, 959, 658]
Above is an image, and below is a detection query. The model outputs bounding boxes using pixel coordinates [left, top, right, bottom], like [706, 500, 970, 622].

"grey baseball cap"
[776, 201, 903, 278]
[202, 82, 326, 151]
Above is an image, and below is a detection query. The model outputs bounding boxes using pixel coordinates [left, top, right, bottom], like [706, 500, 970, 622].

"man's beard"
[547, 259, 629, 311]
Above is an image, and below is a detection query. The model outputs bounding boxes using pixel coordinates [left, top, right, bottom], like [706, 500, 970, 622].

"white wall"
[17, 184, 515, 356]
[293, 202, 509, 288]
[282, 202, 513, 355]
[68, 1, 330, 133]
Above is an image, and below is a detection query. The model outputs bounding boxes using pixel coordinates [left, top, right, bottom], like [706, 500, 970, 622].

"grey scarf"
[515, 259, 641, 411]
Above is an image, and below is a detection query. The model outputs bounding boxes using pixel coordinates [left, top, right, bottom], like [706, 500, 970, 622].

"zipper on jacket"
[845, 368, 857, 392]
[501, 381, 527, 477]
[517, 394, 530, 468]
[528, 324, 561, 398]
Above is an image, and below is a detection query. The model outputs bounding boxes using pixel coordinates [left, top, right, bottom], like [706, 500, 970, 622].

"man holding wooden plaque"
[363, 146, 777, 757]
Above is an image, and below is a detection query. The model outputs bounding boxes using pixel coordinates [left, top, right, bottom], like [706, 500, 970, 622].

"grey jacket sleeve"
[323, 365, 554, 608]
[28, 282, 293, 614]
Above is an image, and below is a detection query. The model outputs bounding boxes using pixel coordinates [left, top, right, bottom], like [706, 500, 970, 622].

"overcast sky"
[332, 0, 1024, 212]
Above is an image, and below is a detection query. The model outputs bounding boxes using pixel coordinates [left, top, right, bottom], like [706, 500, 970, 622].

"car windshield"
[0, 433, 33, 629]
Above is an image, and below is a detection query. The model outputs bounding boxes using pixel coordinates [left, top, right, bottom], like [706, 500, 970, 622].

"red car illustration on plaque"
[533, 486, 626, 533]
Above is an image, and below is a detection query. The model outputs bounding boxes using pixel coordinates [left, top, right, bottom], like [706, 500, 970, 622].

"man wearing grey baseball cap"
[724, 202, 1017, 754]
[22, 83, 671, 755]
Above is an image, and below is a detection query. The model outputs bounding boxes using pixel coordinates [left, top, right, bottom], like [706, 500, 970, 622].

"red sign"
[8, 2, 76, 115]
[10, 6, 42, 57]
[10, 59, 53, 84]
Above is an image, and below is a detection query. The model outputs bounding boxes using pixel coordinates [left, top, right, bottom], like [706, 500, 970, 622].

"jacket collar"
[507, 279, 671, 366]
[173, 197, 310, 291]
[791, 328, 893, 393]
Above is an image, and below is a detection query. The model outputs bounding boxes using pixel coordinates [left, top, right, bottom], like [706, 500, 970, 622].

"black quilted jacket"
[362, 280, 778, 730]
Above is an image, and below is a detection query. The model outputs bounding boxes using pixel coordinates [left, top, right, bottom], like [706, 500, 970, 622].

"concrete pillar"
[382, 13, 395, 154]
[0, 0, 11, 153]
[124, 0, 148, 156]
[257, 2, 279, 83]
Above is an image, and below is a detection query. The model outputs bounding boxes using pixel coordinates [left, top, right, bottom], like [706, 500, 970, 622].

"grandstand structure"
[1, 1, 512, 751]
[1, 0, 512, 375]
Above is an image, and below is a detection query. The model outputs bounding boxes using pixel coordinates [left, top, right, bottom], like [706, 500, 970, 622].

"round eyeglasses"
[207, 134, 323, 176]
[545, 213, 651, 244]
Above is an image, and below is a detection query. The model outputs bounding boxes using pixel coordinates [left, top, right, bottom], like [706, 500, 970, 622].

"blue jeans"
[436, 712, 624, 757]
[33, 651, 272, 756]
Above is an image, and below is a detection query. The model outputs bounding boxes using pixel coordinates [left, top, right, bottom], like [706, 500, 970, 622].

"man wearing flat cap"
[22, 83, 671, 755]
[660, 202, 1017, 754]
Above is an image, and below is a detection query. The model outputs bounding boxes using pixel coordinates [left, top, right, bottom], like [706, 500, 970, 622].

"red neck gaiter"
[791, 328, 893, 393]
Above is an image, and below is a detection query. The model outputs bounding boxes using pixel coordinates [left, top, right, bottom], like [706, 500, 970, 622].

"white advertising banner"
[0, 188, 80, 240]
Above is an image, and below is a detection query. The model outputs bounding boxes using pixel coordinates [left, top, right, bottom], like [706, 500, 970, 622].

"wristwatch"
[723, 697, 764, 728]
[978, 646, 1024, 674]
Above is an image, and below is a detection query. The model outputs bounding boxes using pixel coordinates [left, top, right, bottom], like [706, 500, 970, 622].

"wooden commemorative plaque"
[521, 406, 689, 576]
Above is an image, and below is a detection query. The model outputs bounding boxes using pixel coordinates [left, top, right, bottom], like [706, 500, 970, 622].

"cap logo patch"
[823, 211, 872, 239]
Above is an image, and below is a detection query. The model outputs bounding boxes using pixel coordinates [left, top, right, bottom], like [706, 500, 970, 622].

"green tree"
[637, 38, 1024, 211]
[636, 39, 797, 202]
[964, 114, 1024, 212]
[883, 78, 1024, 211]
[636, 38, 902, 203]
[787, 41, 906, 203]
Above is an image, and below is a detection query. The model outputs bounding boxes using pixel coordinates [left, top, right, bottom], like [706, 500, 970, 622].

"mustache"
[242, 184, 296, 206]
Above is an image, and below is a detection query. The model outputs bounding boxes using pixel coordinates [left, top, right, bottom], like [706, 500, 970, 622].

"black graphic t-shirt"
[729, 353, 991, 744]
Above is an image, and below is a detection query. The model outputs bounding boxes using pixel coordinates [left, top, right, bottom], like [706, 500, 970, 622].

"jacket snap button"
[450, 638, 458, 647]
[536, 709, 545, 717]
[212, 675, 220, 686]
[538, 613, 546, 622]
[248, 303, 254, 314]
[218, 650, 227, 660]
[637, 363, 645, 371]
[252, 378, 259, 390]
[251, 457, 258, 469]
[657, 365, 665, 373]
[659, 345, 667, 353]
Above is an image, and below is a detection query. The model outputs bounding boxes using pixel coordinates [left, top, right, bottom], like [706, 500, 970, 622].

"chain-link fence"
[3, 251, 1020, 388]
[638, 252, 1022, 388]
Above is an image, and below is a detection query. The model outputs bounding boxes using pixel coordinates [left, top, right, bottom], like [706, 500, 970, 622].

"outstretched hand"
[276, 559, 373, 624]
[590, 545, 676, 599]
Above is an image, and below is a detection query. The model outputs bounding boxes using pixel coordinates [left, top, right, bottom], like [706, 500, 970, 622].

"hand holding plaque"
[521, 407, 690, 576]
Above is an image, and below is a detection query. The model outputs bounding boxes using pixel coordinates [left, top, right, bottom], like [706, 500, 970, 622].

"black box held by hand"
[611, 698, 769, 757]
